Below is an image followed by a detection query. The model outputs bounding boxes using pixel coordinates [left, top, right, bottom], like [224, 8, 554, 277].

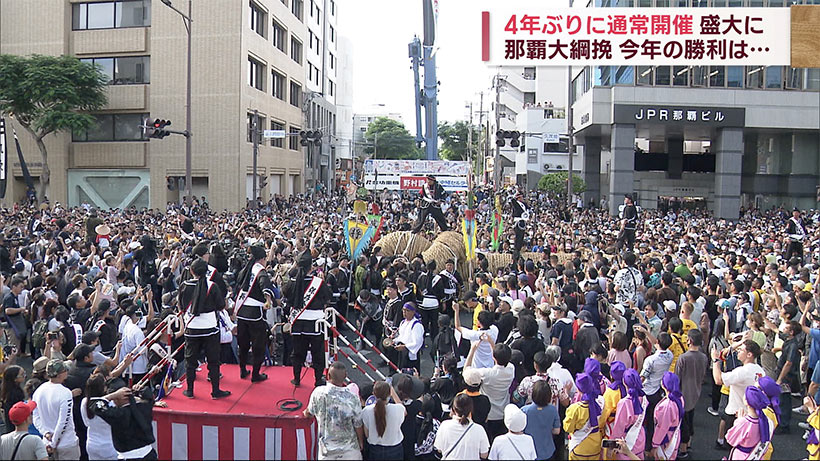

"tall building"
[335, 35, 354, 161]
[571, 0, 820, 217]
[302, 0, 337, 193]
[351, 106, 405, 159]
[0, 0, 310, 210]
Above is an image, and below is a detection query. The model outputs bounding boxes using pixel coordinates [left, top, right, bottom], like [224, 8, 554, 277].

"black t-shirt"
[511, 336, 546, 376]
[466, 392, 491, 427]
[551, 319, 574, 352]
[181, 218, 194, 234]
[496, 311, 516, 344]
[401, 399, 422, 459]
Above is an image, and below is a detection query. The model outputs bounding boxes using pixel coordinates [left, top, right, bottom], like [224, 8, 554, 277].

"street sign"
[263, 129, 286, 139]
[544, 133, 560, 143]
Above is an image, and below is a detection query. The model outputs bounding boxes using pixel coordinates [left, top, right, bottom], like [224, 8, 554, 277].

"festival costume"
[785, 215, 808, 262]
[235, 252, 275, 381]
[564, 373, 603, 460]
[726, 387, 772, 461]
[412, 179, 448, 233]
[652, 373, 684, 461]
[807, 406, 820, 461]
[510, 196, 529, 261]
[610, 394, 648, 460]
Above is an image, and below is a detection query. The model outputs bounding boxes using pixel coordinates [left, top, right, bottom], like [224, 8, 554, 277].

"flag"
[353, 199, 367, 216]
[0, 118, 7, 199]
[157, 361, 174, 400]
[344, 219, 376, 260]
[462, 209, 477, 260]
[12, 127, 36, 201]
[367, 214, 385, 241]
[491, 195, 504, 251]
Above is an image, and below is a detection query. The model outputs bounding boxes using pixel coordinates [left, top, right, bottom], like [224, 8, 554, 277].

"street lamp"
[161, 0, 193, 204]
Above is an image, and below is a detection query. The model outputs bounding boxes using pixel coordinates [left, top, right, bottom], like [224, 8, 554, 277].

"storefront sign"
[613, 104, 745, 127]
[364, 159, 469, 176]
[364, 175, 468, 192]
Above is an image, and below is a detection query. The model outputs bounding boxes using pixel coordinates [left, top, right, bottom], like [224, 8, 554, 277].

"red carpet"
[153, 365, 317, 460]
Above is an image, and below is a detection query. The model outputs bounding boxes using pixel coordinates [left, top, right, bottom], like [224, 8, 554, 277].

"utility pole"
[566, 67, 574, 208]
[493, 73, 504, 190]
[466, 101, 473, 164]
[251, 109, 259, 209]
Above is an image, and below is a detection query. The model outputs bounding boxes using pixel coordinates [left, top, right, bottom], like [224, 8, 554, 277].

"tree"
[364, 117, 423, 160]
[537, 171, 586, 196]
[0, 54, 108, 201]
[438, 121, 480, 161]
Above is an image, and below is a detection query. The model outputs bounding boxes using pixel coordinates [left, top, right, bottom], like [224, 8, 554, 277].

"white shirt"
[722, 362, 765, 416]
[460, 325, 499, 369]
[80, 397, 118, 460]
[120, 318, 148, 374]
[361, 403, 405, 446]
[218, 310, 235, 344]
[472, 363, 515, 421]
[32, 381, 79, 449]
[547, 362, 577, 404]
[489, 432, 537, 460]
[396, 318, 425, 360]
[434, 419, 490, 460]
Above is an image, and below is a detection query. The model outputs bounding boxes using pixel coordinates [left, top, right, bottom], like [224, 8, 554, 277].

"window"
[655, 66, 671, 85]
[292, 0, 303, 21]
[270, 121, 285, 148]
[249, 1, 266, 37]
[289, 81, 302, 107]
[727, 66, 743, 87]
[309, 31, 315, 50]
[309, 0, 315, 16]
[595, 66, 611, 86]
[691, 66, 707, 86]
[289, 127, 301, 150]
[636, 66, 653, 85]
[308, 63, 314, 85]
[73, 113, 148, 141]
[807, 69, 820, 90]
[271, 70, 285, 99]
[328, 80, 335, 96]
[290, 37, 302, 64]
[672, 66, 689, 86]
[330, 53, 335, 70]
[80, 56, 150, 84]
[248, 57, 264, 90]
[764, 66, 782, 89]
[330, 25, 335, 43]
[746, 66, 764, 88]
[786, 68, 803, 89]
[615, 66, 633, 84]
[709, 66, 725, 87]
[272, 20, 287, 52]
[523, 67, 536, 80]
[330, 0, 335, 15]
[72, 1, 150, 30]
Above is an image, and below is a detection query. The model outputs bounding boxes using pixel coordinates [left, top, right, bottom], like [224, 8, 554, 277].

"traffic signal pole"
[185, 0, 192, 205]
[494, 73, 502, 190]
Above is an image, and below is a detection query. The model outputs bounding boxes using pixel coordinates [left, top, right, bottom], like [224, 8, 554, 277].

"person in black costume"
[411, 175, 449, 233]
[617, 194, 639, 252]
[510, 191, 529, 262]
[284, 250, 332, 387]
[234, 245, 275, 382]
[89, 385, 157, 460]
[178, 258, 231, 399]
[785, 208, 809, 262]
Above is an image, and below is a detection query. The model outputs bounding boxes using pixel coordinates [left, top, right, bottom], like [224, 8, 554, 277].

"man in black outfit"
[510, 191, 529, 262]
[0, 235, 12, 277]
[617, 193, 639, 252]
[285, 250, 332, 387]
[179, 258, 231, 399]
[412, 175, 449, 233]
[785, 208, 808, 262]
[90, 385, 158, 460]
[234, 245, 275, 382]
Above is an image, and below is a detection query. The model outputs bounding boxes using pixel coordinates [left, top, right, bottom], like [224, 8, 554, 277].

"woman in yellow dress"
[564, 372, 604, 460]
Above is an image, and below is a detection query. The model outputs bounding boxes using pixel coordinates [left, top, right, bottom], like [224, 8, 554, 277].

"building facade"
[571, 0, 820, 218]
[0, 0, 313, 210]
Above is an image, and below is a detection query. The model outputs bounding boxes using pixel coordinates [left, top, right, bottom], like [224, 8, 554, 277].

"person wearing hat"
[32, 359, 80, 460]
[617, 194, 640, 252]
[725, 385, 772, 460]
[178, 257, 232, 399]
[283, 249, 333, 387]
[0, 400, 48, 460]
[785, 208, 808, 263]
[487, 404, 536, 460]
[509, 190, 530, 263]
[235, 245, 276, 383]
[94, 223, 111, 250]
[564, 372, 604, 460]
[411, 175, 449, 233]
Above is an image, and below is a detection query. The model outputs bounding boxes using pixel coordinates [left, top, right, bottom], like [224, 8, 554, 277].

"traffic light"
[299, 130, 323, 146]
[495, 130, 520, 147]
[148, 119, 171, 139]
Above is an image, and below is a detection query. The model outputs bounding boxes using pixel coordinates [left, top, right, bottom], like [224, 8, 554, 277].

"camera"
[2, 345, 15, 356]
[47, 332, 58, 341]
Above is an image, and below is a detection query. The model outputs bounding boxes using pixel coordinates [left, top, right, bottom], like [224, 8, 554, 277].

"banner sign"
[364, 175, 468, 192]
[481, 7, 790, 65]
[613, 104, 745, 127]
[364, 159, 469, 176]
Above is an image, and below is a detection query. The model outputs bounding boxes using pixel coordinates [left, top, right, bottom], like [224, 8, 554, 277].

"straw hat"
[95, 224, 111, 235]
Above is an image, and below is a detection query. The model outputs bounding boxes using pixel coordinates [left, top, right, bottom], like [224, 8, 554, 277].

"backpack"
[32, 319, 49, 351]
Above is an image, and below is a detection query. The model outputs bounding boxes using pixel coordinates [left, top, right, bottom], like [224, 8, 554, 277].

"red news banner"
[480, 7, 790, 66]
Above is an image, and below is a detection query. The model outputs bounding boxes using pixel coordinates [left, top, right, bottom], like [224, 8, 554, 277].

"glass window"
[676, 0, 689, 6]
[289, 81, 301, 107]
[639, 0, 652, 6]
[615, 66, 634, 85]
[273, 20, 286, 52]
[693, 0, 709, 6]
[72, 4, 88, 30]
[292, 0, 303, 21]
[116, 0, 149, 28]
[114, 56, 149, 84]
[249, 1, 266, 37]
[272, 70, 285, 99]
[691, 66, 707, 86]
[748, 0, 763, 5]
[290, 37, 302, 64]
[807, 68, 820, 90]
[270, 121, 284, 148]
[583, 66, 591, 91]
[709, 66, 725, 87]
[728, 0, 742, 6]
[637, 66, 653, 85]
[81, 58, 115, 84]
[656, 0, 671, 6]
[655, 66, 671, 85]
[83, 115, 114, 141]
[746, 66, 764, 88]
[786, 68, 803, 89]
[765, 66, 782, 88]
[114, 113, 144, 140]
[330, 0, 335, 15]
[673, 66, 689, 86]
[330, 25, 335, 42]
[767, 0, 784, 5]
[87, 2, 115, 29]
[727, 66, 743, 87]
[712, 0, 727, 5]
[74, 113, 148, 142]
[289, 127, 301, 150]
[248, 57, 264, 90]
[595, 66, 612, 86]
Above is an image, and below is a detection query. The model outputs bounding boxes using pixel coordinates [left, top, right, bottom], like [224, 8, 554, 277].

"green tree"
[537, 171, 586, 196]
[437, 121, 481, 161]
[364, 117, 422, 160]
[0, 54, 108, 201]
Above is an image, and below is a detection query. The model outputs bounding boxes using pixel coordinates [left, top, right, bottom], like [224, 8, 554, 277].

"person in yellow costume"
[806, 396, 820, 461]
[667, 318, 688, 373]
[601, 361, 628, 460]
[564, 372, 604, 460]
[755, 377, 780, 461]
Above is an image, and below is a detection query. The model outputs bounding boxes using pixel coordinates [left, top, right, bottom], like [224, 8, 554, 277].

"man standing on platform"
[617, 194, 639, 252]
[786, 208, 808, 262]
[285, 250, 332, 387]
[234, 245, 275, 383]
[412, 175, 449, 233]
[179, 258, 231, 399]
[510, 190, 530, 262]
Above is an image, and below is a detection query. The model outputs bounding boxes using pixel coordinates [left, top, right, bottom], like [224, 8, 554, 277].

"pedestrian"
[464, 341, 515, 443]
[304, 362, 364, 460]
[488, 404, 536, 460]
[522, 380, 561, 460]
[87, 384, 157, 460]
[32, 359, 81, 460]
[641, 332, 674, 454]
[564, 372, 603, 460]
[652, 372, 684, 460]
[674, 329, 709, 459]
[0, 401, 48, 460]
[433, 393, 490, 460]
[79, 374, 117, 460]
[361, 381, 405, 460]
[725, 386, 772, 460]
[710, 339, 764, 450]
[610, 369, 648, 461]
[1, 365, 25, 434]
[458, 368, 491, 429]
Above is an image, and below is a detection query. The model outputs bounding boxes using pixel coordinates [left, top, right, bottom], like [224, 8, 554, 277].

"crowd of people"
[0, 181, 816, 460]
